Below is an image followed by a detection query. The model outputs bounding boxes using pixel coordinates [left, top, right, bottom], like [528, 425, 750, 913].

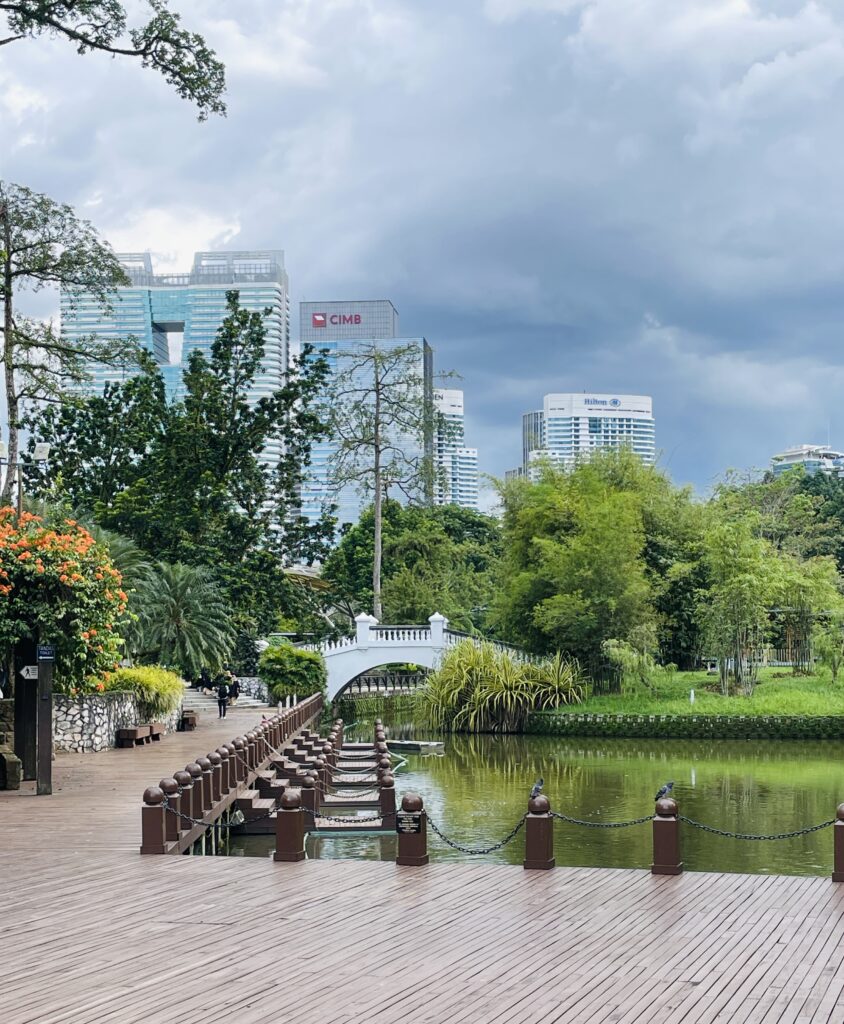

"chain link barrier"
[679, 815, 836, 841]
[426, 814, 526, 855]
[551, 810, 652, 830]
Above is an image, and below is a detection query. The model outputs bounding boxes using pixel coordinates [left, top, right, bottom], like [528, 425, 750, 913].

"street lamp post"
[0, 441, 51, 515]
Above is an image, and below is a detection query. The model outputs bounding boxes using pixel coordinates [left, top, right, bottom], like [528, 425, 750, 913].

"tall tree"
[329, 341, 435, 618]
[0, 181, 138, 501]
[0, 0, 225, 119]
[24, 291, 333, 634]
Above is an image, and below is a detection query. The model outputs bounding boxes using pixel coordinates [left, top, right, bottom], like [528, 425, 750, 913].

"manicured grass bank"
[527, 670, 844, 739]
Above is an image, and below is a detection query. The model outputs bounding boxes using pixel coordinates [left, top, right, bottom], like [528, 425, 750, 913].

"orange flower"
[81, 631, 90, 640]
[95, 682, 105, 692]
[118, 590, 128, 602]
[89, 628, 97, 637]
[16, 551, 31, 561]
[59, 574, 68, 583]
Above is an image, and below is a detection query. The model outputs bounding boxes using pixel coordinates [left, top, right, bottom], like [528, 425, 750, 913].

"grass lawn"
[554, 668, 844, 717]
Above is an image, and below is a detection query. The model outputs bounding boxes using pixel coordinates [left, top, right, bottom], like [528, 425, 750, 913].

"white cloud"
[100, 208, 242, 274]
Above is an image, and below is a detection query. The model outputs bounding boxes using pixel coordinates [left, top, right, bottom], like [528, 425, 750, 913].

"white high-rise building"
[434, 389, 480, 510]
[508, 393, 655, 478]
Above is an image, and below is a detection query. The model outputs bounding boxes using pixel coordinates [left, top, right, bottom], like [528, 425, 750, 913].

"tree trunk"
[372, 363, 383, 620]
[1, 201, 16, 504]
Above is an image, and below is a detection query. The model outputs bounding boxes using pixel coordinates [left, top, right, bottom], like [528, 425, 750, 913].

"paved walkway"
[2, 711, 844, 1022]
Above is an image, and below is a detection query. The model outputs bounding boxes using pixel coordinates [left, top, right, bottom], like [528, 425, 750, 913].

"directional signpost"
[19, 665, 37, 681]
[36, 644, 55, 796]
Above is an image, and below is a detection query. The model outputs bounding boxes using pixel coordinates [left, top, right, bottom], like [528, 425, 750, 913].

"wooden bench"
[180, 711, 198, 732]
[148, 722, 164, 741]
[117, 726, 152, 748]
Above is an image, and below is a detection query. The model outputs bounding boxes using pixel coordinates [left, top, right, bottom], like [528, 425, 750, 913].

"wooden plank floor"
[3, 712, 844, 1023]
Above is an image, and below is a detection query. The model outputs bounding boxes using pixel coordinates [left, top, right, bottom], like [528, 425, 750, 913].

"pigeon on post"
[530, 777, 544, 799]
[655, 781, 675, 801]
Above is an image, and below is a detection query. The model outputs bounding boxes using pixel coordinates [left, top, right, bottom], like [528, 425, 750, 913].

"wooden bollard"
[651, 797, 683, 875]
[833, 804, 844, 881]
[216, 747, 232, 791]
[196, 756, 213, 811]
[380, 772, 396, 829]
[274, 789, 306, 862]
[307, 769, 322, 809]
[396, 793, 428, 866]
[246, 732, 257, 768]
[207, 751, 223, 802]
[224, 743, 238, 786]
[523, 793, 554, 870]
[233, 739, 247, 783]
[377, 756, 391, 780]
[301, 774, 318, 830]
[322, 742, 335, 768]
[159, 777, 181, 842]
[174, 769, 193, 830]
[185, 763, 204, 820]
[140, 786, 167, 854]
[314, 756, 328, 796]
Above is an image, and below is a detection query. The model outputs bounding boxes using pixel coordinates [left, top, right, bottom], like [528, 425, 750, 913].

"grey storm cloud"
[3, 0, 844, 498]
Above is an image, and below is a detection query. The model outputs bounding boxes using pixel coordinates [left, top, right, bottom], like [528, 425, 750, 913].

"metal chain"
[161, 797, 271, 829]
[679, 815, 836, 841]
[551, 811, 652, 829]
[427, 814, 526, 855]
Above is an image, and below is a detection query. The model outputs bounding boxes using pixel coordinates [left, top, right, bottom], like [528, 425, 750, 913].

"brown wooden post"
[196, 757, 213, 812]
[185, 763, 204, 821]
[224, 743, 237, 786]
[334, 719, 344, 749]
[159, 777, 181, 842]
[246, 732, 257, 769]
[301, 774, 317, 830]
[233, 739, 247, 783]
[307, 769, 321, 810]
[396, 792, 428, 866]
[207, 751, 223, 802]
[380, 772, 396, 829]
[322, 742, 335, 768]
[140, 786, 167, 854]
[216, 747, 232, 792]
[274, 789, 306, 862]
[377, 756, 391, 780]
[174, 770, 193, 830]
[652, 797, 683, 875]
[833, 804, 844, 881]
[524, 794, 554, 870]
[314, 756, 328, 797]
[375, 741, 389, 761]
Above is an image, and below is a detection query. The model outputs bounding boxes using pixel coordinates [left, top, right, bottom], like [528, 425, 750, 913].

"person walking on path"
[228, 673, 240, 705]
[217, 679, 230, 718]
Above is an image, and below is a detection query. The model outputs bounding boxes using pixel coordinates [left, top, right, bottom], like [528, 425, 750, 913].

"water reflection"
[230, 720, 844, 876]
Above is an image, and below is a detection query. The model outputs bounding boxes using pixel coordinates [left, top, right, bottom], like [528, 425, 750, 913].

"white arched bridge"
[300, 613, 524, 702]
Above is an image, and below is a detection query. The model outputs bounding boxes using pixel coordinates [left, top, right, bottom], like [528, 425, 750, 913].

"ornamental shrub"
[104, 666, 184, 717]
[0, 509, 128, 693]
[258, 643, 326, 701]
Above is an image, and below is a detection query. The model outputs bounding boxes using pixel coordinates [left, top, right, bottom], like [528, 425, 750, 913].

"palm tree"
[134, 562, 234, 678]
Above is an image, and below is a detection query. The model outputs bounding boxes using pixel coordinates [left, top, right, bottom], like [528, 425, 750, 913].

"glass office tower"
[434, 389, 480, 510]
[299, 300, 434, 527]
[60, 250, 290, 469]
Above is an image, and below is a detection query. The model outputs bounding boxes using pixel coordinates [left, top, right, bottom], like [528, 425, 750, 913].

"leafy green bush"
[420, 640, 583, 733]
[259, 644, 326, 701]
[104, 666, 184, 717]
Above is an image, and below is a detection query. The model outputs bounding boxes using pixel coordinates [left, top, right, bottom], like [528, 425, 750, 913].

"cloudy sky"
[3, 0, 844, 496]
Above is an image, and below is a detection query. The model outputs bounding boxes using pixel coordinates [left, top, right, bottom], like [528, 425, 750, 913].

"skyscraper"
[61, 250, 290, 466]
[434, 389, 480, 510]
[299, 300, 434, 526]
[507, 392, 656, 477]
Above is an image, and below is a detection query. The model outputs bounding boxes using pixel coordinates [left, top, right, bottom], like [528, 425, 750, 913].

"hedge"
[526, 712, 844, 740]
[258, 644, 326, 702]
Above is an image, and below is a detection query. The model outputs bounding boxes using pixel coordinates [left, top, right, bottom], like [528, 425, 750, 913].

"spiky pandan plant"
[420, 640, 583, 733]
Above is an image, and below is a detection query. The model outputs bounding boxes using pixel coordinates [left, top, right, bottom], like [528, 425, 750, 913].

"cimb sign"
[312, 312, 362, 328]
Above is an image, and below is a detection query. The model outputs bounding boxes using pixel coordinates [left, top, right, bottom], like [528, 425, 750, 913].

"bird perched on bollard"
[655, 781, 675, 801]
[530, 777, 544, 799]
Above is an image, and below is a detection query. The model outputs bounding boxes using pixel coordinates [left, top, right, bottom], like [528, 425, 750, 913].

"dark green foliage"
[259, 644, 327, 701]
[232, 632, 259, 676]
[324, 501, 501, 632]
[527, 711, 844, 740]
[1, 1, 226, 119]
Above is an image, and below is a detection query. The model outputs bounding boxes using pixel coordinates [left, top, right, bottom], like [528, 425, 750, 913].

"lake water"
[228, 721, 844, 875]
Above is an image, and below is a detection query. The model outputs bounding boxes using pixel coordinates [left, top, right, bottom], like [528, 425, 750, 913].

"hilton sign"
[312, 312, 362, 328]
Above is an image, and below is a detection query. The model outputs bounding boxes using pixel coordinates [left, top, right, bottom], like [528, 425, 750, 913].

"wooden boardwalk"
[3, 711, 844, 1022]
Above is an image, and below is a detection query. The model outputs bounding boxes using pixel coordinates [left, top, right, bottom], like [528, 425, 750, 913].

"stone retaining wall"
[54, 692, 182, 753]
[237, 676, 269, 702]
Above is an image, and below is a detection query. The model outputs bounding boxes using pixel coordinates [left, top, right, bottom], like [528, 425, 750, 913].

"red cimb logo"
[329, 313, 362, 325]
[312, 313, 326, 328]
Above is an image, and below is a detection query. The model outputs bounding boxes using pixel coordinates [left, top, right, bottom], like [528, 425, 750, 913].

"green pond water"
[228, 721, 844, 875]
